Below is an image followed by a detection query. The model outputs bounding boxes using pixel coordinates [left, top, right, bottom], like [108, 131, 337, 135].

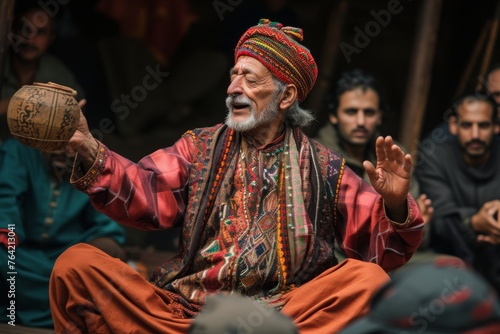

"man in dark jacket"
[416, 92, 500, 291]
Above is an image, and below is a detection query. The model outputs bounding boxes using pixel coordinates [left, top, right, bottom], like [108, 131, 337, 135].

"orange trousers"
[49, 244, 389, 333]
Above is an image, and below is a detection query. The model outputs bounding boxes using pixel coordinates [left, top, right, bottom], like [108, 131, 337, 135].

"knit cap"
[235, 18, 318, 102]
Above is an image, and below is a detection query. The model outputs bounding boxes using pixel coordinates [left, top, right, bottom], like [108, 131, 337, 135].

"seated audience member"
[339, 256, 500, 333]
[424, 63, 500, 143]
[486, 63, 500, 123]
[416, 92, 500, 291]
[48, 19, 423, 334]
[0, 138, 126, 328]
[315, 70, 390, 177]
[0, 1, 84, 142]
[315, 69, 434, 259]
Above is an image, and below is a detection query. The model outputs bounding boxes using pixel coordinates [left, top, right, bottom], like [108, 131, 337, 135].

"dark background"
[47, 0, 500, 152]
[5, 0, 498, 250]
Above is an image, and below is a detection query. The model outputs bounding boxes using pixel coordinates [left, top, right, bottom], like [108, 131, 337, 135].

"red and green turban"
[235, 18, 318, 102]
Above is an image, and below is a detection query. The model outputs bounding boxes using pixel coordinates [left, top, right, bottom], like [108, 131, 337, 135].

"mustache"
[351, 126, 368, 133]
[225, 95, 252, 109]
[226, 95, 252, 104]
[465, 139, 487, 147]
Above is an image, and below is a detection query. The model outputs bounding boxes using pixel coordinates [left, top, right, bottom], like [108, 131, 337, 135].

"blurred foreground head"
[188, 294, 298, 334]
[340, 257, 500, 334]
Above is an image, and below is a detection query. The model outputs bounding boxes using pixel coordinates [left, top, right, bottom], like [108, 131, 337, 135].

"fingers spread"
[375, 136, 387, 161]
[403, 153, 413, 173]
[363, 160, 377, 181]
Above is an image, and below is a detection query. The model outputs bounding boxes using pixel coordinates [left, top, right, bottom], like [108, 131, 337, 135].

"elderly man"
[49, 19, 423, 333]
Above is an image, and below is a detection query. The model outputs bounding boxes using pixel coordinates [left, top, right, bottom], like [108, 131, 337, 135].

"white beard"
[225, 94, 280, 132]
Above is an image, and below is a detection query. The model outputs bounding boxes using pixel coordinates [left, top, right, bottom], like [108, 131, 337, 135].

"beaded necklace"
[276, 155, 288, 290]
[202, 128, 234, 224]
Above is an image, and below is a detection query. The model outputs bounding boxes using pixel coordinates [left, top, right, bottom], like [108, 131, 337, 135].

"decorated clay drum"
[7, 82, 79, 152]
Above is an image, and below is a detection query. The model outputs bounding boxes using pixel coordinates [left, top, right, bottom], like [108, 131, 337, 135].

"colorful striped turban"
[235, 18, 318, 102]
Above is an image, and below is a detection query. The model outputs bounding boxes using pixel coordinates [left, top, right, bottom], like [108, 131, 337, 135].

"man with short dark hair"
[0, 2, 84, 142]
[315, 69, 433, 232]
[0, 3, 112, 329]
[316, 69, 391, 178]
[416, 92, 500, 291]
[486, 64, 500, 125]
[49, 19, 423, 333]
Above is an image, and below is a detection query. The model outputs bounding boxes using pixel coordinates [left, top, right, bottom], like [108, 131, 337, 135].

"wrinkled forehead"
[231, 56, 272, 77]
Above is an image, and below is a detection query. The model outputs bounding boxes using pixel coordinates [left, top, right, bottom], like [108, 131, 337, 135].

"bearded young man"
[49, 19, 423, 333]
[315, 69, 434, 261]
[416, 92, 500, 292]
[314, 69, 425, 197]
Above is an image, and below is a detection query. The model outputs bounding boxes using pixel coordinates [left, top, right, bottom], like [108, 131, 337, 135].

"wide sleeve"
[335, 167, 424, 272]
[71, 133, 194, 230]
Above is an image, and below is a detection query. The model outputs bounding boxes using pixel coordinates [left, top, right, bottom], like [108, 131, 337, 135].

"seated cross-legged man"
[49, 19, 423, 334]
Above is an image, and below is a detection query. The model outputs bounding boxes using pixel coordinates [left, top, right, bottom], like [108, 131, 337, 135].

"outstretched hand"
[363, 136, 413, 220]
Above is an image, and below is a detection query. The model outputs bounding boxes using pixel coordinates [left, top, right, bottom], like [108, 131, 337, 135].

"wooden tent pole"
[399, 0, 443, 156]
[454, 20, 490, 98]
[306, 0, 349, 134]
[476, 0, 500, 90]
